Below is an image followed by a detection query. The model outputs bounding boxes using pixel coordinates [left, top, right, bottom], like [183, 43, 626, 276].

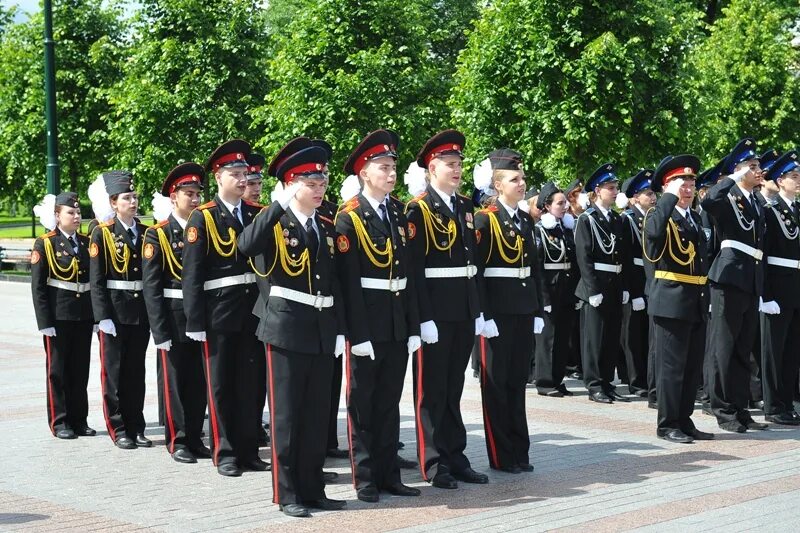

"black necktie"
[232, 206, 241, 225]
[378, 203, 392, 234]
[512, 213, 521, 229]
[684, 211, 694, 230]
[450, 195, 457, 215]
[749, 196, 758, 218]
[305, 218, 318, 258]
[127, 228, 136, 246]
[67, 235, 77, 253]
[793, 202, 800, 221]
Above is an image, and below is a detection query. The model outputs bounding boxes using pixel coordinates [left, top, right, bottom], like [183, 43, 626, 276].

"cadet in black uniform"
[181, 140, 266, 475]
[335, 130, 421, 503]
[534, 182, 578, 397]
[564, 178, 584, 380]
[245, 153, 265, 204]
[238, 145, 347, 518]
[644, 155, 714, 443]
[31, 192, 95, 439]
[474, 148, 543, 473]
[142, 164, 211, 463]
[574, 164, 632, 404]
[759, 150, 800, 425]
[89, 171, 151, 449]
[701, 138, 769, 433]
[406, 130, 488, 489]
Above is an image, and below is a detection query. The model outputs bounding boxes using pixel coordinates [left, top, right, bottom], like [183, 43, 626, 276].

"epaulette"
[197, 200, 217, 210]
[456, 192, 470, 201]
[406, 192, 427, 206]
[152, 220, 169, 230]
[42, 230, 57, 238]
[318, 215, 334, 225]
[340, 197, 359, 214]
[581, 207, 596, 217]
[99, 220, 114, 228]
[477, 205, 499, 215]
[243, 200, 265, 209]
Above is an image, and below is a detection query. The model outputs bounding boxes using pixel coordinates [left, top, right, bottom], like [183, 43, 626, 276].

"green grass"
[0, 215, 31, 224]
[0, 225, 43, 238]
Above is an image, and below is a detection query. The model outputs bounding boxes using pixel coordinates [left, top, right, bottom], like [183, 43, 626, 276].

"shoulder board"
[478, 205, 498, 215]
[411, 192, 427, 202]
[340, 198, 359, 214]
[197, 200, 217, 210]
[456, 192, 470, 200]
[152, 220, 169, 230]
[584, 207, 596, 215]
[99, 220, 114, 228]
[42, 230, 57, 238]
[243, 200, 265, 209]
[623, 209, 633, 216]
[318, 215, 334, 225]
[77, 232, 89, 238]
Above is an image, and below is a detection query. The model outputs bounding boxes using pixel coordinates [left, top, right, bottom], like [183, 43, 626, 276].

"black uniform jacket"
[534, 219, 578, 308]
[405, 185, 481, 323]
[643, 193, 709, 322]
[31, 229, 93, 329]
[574, 206, 631, 303]
[761, 194, 800, 307]
[89, 217, 149, 326]
[335, 193, 420, 346]
[474, 203, 544, 319]
[237, 201, 346, 355]
[622, 207, 647, 300]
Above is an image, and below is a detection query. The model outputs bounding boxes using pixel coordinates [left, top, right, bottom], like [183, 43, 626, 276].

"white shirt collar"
[675, 205, 691, 219]
[594, 201, 610, 219]
[172, 212, 188, 229]
[430, 184, 455, 210]
[635, 204, 646, 217]
[779, 192, 796, 207]
[498, 199, 519, 220]
[364, 193, 389, 214]
[738, 188, 751, 200]
[59, 228, 76, 240]
[118, 217, 136, 235]
[292, 208, 317, 232]
[218, 197, 242, 219]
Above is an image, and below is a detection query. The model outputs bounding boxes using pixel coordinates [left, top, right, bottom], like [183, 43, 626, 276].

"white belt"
[360, 277, 407, 291]
[269, 286, 334, 309]
[594, 262, 622, 274]
[767, 256, 800, 269]
[203, 273, 256, 291]
[544, 262, 571, 271]
[47, 279, 90, 293]
[483, 266, 531, 279]
[425, 265, 478, 279]
[163, 288, 183, 299]
[633, 258, 644, 267]
[106, 280, 143, 291]
[720, 240, 763, 261]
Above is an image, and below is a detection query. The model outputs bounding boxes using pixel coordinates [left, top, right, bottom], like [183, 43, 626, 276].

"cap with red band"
[276, 146, 329, 184]
[204, 139, 251, 173]
[268, 137, 313, 177]
[416, 129, 466, 168]
[161, 162, 205, 196]
[344, 129, 399, 176]
[651, 154, 701, 193]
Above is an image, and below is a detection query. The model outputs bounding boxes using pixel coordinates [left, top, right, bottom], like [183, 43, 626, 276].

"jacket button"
[133, 293, 139, 298]
[245, 289, 249, 294]
[133, 254, 137, 259]
[522, 282, 526, 287]
[133, 267, 139, 272]
[395, 292, 400, 296]
[316, 274, 321, 279]
[76, 293, 81, 298]
[395, 260, 400, 265]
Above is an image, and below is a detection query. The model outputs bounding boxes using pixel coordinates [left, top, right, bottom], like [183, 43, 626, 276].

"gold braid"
[202, 209, 237, 258]
[486, 210, 523, 264]
[349, 211, 393, 270]
[642, 208, 696, 271]
[101, 225, 130, 274]
[417, 199, 457, 254]
[43, 237, 78, 281]
[152, 226, 183, 281]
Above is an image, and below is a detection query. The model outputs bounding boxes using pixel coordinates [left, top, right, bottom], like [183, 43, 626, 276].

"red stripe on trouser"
[161, 348, 177, 454]
[266, 344, 279, 504]
[202, 340, 221, 465]
[414, 347, 428, 480]
[480, 335, 500, 468]
[344, 341, 357, 487]
[44, 335, 56, 435]
[98, 332, 117, 442]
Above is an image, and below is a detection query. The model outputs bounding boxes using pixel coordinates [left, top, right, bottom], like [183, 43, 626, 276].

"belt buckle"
[313, 293, 325, 309]
[754, 250, 763, 261]
[389, 278, 401, 291]
[518, 268, 526, 279]
[466, 266, 474, 279]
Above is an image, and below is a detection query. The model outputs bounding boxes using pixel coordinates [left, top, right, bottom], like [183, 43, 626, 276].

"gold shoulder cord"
[642, 209, 696, 272]
[417, 199, 457, 255]
[202, 209, 237, 258]
[486, 211, 523, 264]
[250, 222, 312, 292]
[101, 225, 131, 274]
[153, 227, 183, 281]
[349, 211, 393, 273]
[43, 236, 78, 281]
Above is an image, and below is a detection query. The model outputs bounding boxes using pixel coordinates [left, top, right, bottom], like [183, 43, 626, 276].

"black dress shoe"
[303, 497, 346, 510]
[217, 463, 242, 477]
[357, 486, 379, 502]
[648, 401, 658, 409]
[55, 428, 77, 440]
[431, 473, 458, 489]
[630, 388, 648, 398]
[190, 444, 212, 459]
[718, 420, 747, 433]
[115, 436, 137, 449]
[518, 463, 534, 472]
[257, 428, 270, 447]
[396, 455, 418, 469]
[657, 429, 694, 443]
[135, 433, 153, 447]
[498, 464, 522, 474]
[279, 503, 310, 518]
[608, 390, 631, 403]
[589, 391, 614, 404]
[556, 383, 574, 397]
[74, 426, 96, 437]
[172, 448, 197, 464]
[687, 429, 714, 440]
[765, 413, 800, 426]
[397, 441, 405, 449]
[568, 371, 583, 380]
[452, 467, 489, 484]
[743, 420, 768, 430]
[384, 482, 421, 496]
[241, 457, 270, 471]
[323, 471, 339, 483]
[538, 388, 564, 397]
[749, 400, 765, 410]
[326, 447, 350, 459]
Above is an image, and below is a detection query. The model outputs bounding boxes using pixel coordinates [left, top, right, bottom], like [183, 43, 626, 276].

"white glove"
[730, 167, 749, 184]
[407, 335, 421, 354]
[631, 297, 646, 311]
[351, 340, 375, 360]
[759, 297, 781, 315]
[481, 319, 500, 338]
[533, 317, 545, 335]
[665, 177, 684, 196]
[589, 294, 603, 307]
[186, 331, 206, 342]
[276, 181, 302, 209]
[622, 291, 630, 305]
[40, 327, 56, 337]
[155, 340, 172, 351]
[334, 335, 346, 357]
[98, 319, 117, 337]
[420, 320, 439, 344]
[475, 312, 486, 336]
[543, 305, 552, 313]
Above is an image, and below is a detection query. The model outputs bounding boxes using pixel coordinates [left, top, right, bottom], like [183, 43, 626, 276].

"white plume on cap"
[33, 194, 57, 231]
[615, 192, 629, 210]
[518, 199, 530, 214]
[472, 158, 494, 193]
[563, 212, 576, 229]
[88, 174, 114, 223]
[577, 192, 590, 209]
[404, 162, 427, 197]
[151, 192, 173, 223]
[339, 175, 361, 203]
[270, 180, 284, 203]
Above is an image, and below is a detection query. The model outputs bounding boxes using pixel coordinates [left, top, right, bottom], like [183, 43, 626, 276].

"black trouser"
[156, 352, 165, 426]
[621, 301, 649, 393]
[481, 315, 532, 469]
[257, 344, 268, 436]
[202, 330, 261, 466]
[267, 345, 333, 506]
[708, 284, 759, 425]
[327, 355, 343, 450]
[535, 294, 577, 390]
[580, 300, 622, 394]
[653, 316, 705, 432]
[44, 320, 93, 434]
[413, 319, 473, 480]
[159, 341, 206, 453]
[761, 306, 800, 415]
[98, 324, 149, 441]
[346, 341, 408, 489]
[647, 315, 658, 404]
[567, 308, 582, 373]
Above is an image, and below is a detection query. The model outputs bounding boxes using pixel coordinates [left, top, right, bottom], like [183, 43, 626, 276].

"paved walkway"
[1, 279, 799, 532]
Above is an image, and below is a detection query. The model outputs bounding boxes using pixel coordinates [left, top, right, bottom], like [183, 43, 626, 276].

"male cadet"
[619, 170, 654, 397]
[142, 163, 211, 463]
[182, 140, 266, 475]
[244, 153, 265, 203]
[758, 149, 780, 204]
[701, 138, 769, 433]
[759, 150, 800, 425]
[574, 164, 632, 404]
[406, 129, 488, 489]
[644, 155, 713, 443]
[238, 145, 347, 518]
[336, 130, 422, 503]
[564, 177, 585, 379]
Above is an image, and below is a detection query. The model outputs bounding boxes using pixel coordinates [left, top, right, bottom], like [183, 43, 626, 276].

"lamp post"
[43, 0, 59, 195]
